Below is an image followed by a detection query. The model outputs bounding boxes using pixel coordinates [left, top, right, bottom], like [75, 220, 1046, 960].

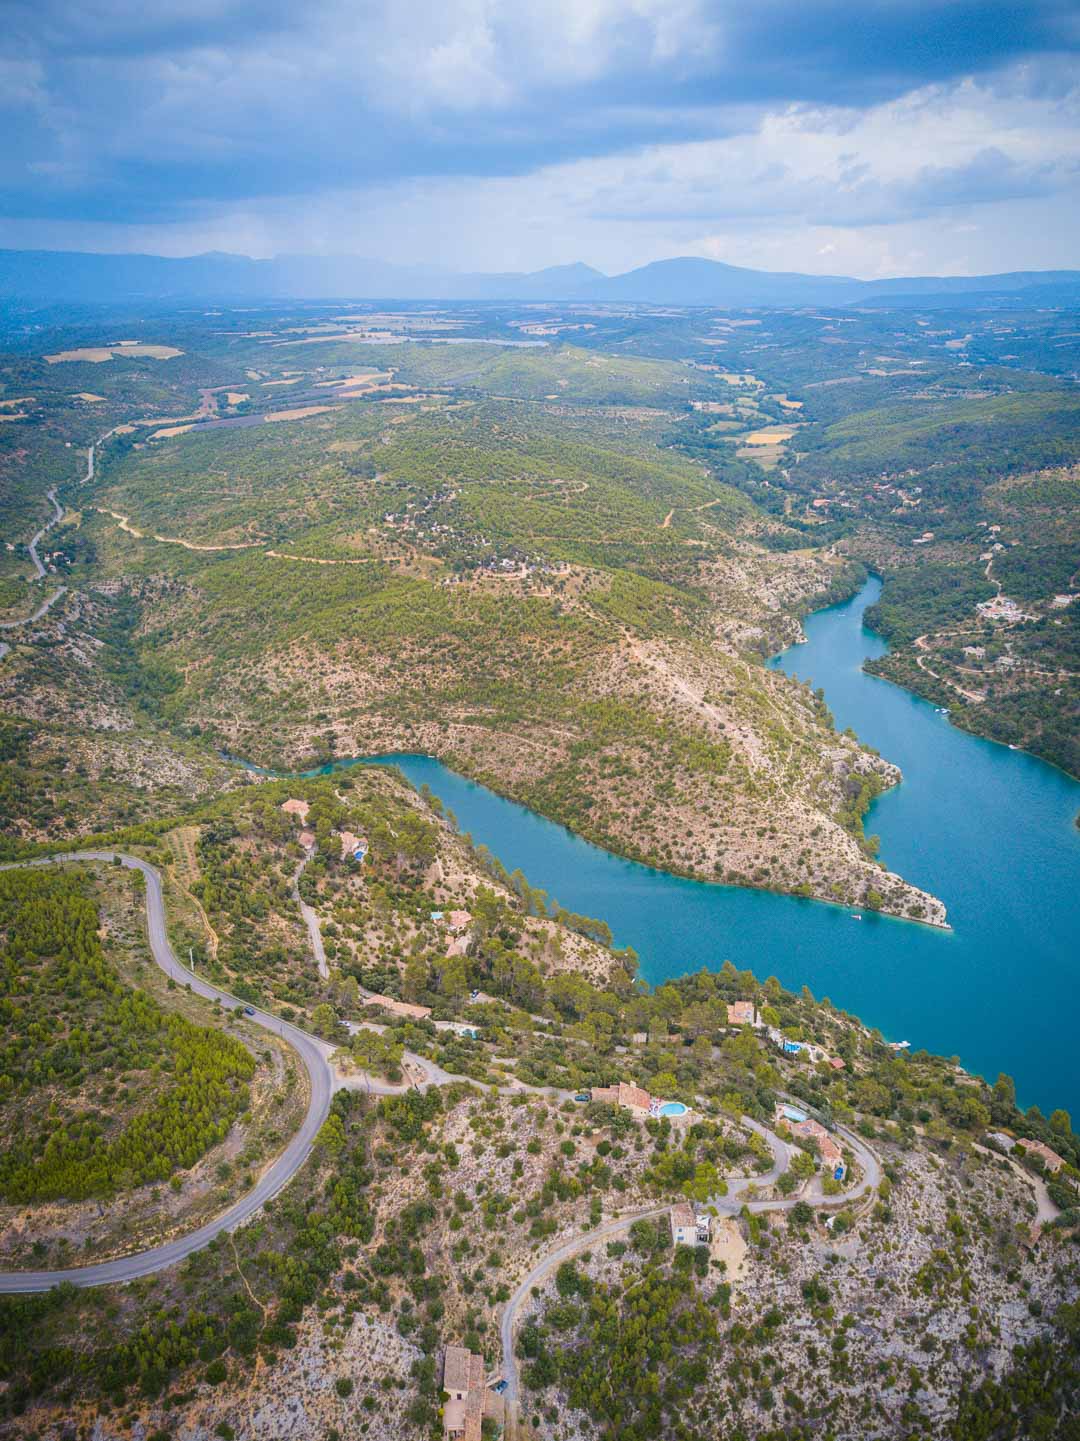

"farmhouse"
[363, 992, 432, 1021]
[442, 1345, 484, 1441]
[1020, 1139, 1066, 1173]
[727, 1000, 758, 1026]
[670, 1202, 698, 1248]
[591, 1080, 654, 1114]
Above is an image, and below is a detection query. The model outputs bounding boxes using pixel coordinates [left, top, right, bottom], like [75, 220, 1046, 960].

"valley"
[0, 294, 1078, 1441]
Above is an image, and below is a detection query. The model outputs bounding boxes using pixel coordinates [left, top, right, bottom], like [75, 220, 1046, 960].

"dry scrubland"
[57, 378, 945, 923]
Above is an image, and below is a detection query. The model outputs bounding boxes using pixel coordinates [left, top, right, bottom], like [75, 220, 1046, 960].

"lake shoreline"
[219, 574, 1079, 1113]
[222, 748, 951, 931]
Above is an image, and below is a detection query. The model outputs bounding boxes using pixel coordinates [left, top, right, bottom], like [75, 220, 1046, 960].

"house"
[338, 830, 367, 862]
[795, 1119, 846, 1180]
[442, 1346, 485, 1441]
[281, 798, 310, 821]
[828, 1057, 846, 1071]
[447, 910, 472, 933]
[727, 1001, 757, 1027]
[670, 1202, 698, 1248]
[363, 993, 432, 1021]
[796, 1117, 829, 1143]
[591, 1080, 654, 1114]
[818, 1134, 846, 1181]
[1019, 1139, 1066, 1173]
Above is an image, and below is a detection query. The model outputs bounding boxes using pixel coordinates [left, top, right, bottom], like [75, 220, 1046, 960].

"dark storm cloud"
[1, 0, 1077, 226]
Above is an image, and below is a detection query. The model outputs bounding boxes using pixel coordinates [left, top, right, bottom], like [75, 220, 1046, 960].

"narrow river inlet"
[273, 578, 1080, 1115]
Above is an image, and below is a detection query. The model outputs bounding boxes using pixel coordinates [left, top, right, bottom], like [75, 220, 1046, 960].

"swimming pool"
[658, 1101, 688, 1117]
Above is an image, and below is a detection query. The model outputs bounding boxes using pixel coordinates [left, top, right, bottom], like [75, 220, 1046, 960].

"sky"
[2, 0, 1079, 278]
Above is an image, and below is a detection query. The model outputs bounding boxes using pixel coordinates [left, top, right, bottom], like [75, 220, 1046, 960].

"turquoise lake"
[280, 577, 1080, 1115]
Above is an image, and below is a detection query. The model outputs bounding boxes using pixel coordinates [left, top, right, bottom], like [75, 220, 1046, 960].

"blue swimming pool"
[658, 1101, 688, 1117]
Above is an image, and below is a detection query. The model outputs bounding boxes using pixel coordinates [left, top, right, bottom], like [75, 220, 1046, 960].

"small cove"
[240, 577, 1080, 1114]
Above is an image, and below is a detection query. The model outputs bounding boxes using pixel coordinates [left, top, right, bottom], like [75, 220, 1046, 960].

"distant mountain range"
[2, 247, 1079, 310]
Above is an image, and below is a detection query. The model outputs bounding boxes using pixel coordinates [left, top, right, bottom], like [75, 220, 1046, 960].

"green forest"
[0, 867, 254, 1202]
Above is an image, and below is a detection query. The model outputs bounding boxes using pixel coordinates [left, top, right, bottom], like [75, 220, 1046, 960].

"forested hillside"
[0, 867, 253, 1203]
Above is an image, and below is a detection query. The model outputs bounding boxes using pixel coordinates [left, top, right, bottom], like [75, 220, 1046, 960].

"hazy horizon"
[4, 242, 1080, 284]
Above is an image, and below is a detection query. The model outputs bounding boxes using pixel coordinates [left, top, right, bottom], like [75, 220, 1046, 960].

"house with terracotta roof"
[363, 992, 432, 1022]
[793, 1116, 829, 1142]
[281, 798, 310, 821]
[670, 1202, 698, 1248]
[442, 1345, 497, 1441]
[798, 1121, 845, 1180]
[446, 909, 472, 933]
[590, 1080, 654, 1114]
[338, 830, 368, 862]
[727, 1000, 758, 1027]
[1019, 1139, 1066, 1173]
[817, 1133, 846, 1181]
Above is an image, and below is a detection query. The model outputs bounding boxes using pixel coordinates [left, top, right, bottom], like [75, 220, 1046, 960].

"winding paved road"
[0, 431, 97, 637]
[0, 851, 338, 1293]
[0, 851, 884, 1310]
[26, 487, 64, 579]
[0, 585, 68, 631]
[499, 1205, 670, 1405]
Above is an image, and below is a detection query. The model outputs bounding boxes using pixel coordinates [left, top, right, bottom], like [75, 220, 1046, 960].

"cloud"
[0, 0, 1078, 280]
[2, 0, 1078, 226]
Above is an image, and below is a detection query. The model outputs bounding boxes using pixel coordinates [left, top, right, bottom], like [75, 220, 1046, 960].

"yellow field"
[45, 344, 183, 364]
[742, 426, 796, 445]
[265, 405, 341, 422]
[150, 424, 195, 440]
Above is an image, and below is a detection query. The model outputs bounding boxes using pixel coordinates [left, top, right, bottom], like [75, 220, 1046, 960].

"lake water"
[272, 578, 1080, 1115]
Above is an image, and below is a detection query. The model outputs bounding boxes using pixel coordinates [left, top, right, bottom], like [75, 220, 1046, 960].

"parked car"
[243, 1005, 256, 1016]
[573, 1091, 591, 1103]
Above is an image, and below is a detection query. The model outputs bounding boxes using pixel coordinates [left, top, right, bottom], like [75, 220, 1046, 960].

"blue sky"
[2, 0, 1079, 275]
